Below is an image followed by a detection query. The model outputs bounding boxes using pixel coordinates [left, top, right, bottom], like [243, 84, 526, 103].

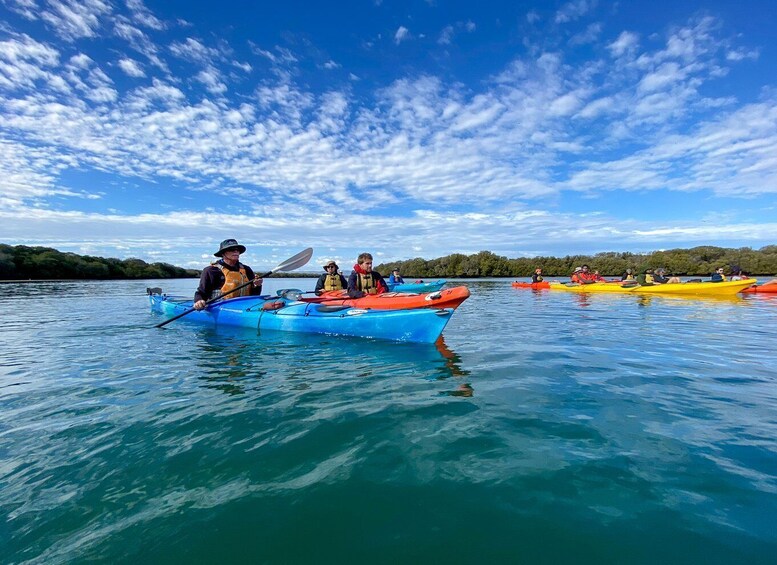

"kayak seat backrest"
[146, 287, 163, 295]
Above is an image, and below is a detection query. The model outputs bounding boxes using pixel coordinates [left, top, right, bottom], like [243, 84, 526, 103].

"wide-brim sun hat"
[573, 267, 582, 272]
[214, 238, 246, 257]
[323, 260, 339, 270]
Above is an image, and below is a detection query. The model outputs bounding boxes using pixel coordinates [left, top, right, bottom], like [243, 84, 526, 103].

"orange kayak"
[512, 281, 550, 289]
[308, 285, 471, 310]
[741, 283, 777, 293]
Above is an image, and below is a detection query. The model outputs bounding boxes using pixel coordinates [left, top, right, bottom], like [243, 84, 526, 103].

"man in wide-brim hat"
[315, 259, 347, 295]
[194, 239, 263, 310]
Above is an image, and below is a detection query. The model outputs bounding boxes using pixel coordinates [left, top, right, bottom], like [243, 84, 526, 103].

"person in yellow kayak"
[194, 239, 263, 310]
[710, 267, 727, 282]
[347, 252, 389, 298]
[577, 265, 599, 284]
[621, 268, 636, 281]
[315, 260, 347, 295]
[654, 268, 681, 284]
[637, 268, 655, 285]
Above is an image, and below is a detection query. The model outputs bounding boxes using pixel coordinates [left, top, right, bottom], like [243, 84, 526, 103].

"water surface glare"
[1, 278, 776, 563]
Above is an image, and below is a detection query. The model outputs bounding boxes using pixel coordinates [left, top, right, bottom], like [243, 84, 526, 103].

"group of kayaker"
[194, 239, 397, 309]
[530, 264, 745, 287]
[637, 268, 682, 285]
[314, 256, 413, 296]
[194, 239, 768, 310]
[569, 265, 606, 284]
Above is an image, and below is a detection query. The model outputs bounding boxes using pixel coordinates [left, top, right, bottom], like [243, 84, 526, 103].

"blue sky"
[1, 0, 776, 271]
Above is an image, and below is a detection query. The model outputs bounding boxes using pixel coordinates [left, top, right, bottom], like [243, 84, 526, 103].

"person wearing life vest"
[621, 268, 635, 281]
[531, 268, 544, 283]
[570, 266, 583, 283]
[315, 260, 347, 294]
[577, 265, 599, 284]
[388, 269, 405, 285]
[347, 252, 389, 298]
[654, 268, 681, 284]
[193, 239, 263, 310]
[637, 268, 655, 285]
[710, 267, 727, 283]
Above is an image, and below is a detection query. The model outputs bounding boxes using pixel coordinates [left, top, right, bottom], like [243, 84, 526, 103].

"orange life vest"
[212, 262, 251, 299]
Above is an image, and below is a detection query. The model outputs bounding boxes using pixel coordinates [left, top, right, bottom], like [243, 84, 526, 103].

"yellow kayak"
[548, 278, 757, 296]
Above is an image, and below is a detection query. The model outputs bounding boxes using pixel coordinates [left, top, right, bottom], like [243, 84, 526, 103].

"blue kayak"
[150, 294, 454, 343]
[386, 280, 446, 293]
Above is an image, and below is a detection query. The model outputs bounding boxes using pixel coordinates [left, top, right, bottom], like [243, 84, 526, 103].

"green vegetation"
[3, 243, 775, 281]
[0, 244, 199, 280]
[376, 246, 777, 278]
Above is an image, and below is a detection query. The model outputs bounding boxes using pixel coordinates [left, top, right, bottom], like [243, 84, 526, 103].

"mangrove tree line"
[376, 246, 777, 278]
[0, 244, 199, 280]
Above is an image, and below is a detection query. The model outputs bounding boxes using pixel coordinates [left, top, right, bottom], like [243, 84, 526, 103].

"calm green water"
[1, 278, 776, 563]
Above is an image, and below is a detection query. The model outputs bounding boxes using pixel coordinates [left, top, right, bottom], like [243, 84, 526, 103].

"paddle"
[155, 247, 314, 328]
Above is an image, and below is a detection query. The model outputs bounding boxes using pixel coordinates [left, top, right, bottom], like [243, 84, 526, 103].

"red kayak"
[304, 285, 471, 310]
[741, 283, 777, 293]
[512, 281, 550, 289]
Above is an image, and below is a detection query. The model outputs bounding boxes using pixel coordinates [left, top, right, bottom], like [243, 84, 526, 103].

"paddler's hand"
[253, 276, 263, 287]
[194, 299, 207, 310]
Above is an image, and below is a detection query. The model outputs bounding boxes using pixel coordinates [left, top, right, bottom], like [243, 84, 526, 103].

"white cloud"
[394, 26, 410, 45]
[40, 0, 112, 41]
[170, 37, 219, 63]
[726, 48, 759, 62]
[0, 34, 60, 89]
[570, 22, 602, 45]
[113, 18, 169, 72]
[125, 0, 165, 31]
[577, 96, 615, 119]
[438, 25, 454, 45]
[195, 66, 227, 95]
[637, 62, 684, 93]
[555, 0, 596, 24]
[608, 31, 639, 58]
[438, 21, 476, 45]
[118, 59, 146, 78]
[4, 0, 40, 20]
